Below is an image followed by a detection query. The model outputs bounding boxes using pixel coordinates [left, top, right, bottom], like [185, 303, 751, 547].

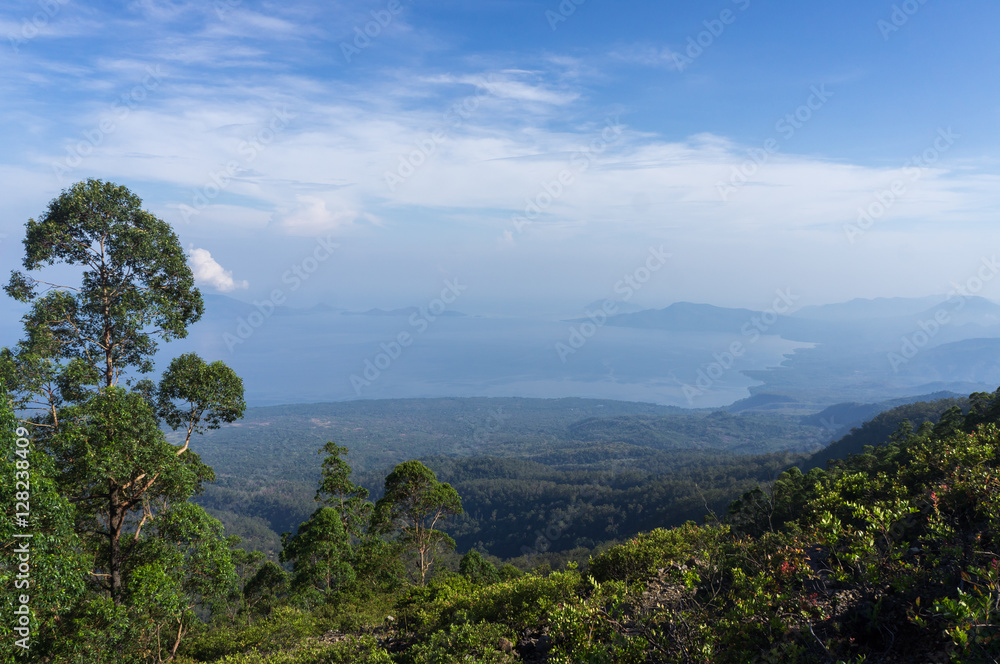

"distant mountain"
[774, 296, 1000, 347]
[342, 307, 465, 317]
[901, 337, 1000, 383]
[583, 299, 647, 315]
[603, 302, 761, 332]
[791, 296, 948, 321]
[909, 296, 1000, 328]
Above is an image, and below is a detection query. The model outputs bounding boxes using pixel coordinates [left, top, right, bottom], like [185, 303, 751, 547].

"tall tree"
[315, 441, 371, 536]
[1, 179, 245, 659]
[281, 443, 371, 600]
[4, 179, 202, 393]
[371, 460, 463, 585]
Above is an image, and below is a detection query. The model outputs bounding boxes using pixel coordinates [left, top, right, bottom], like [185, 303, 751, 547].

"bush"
[549, 577, 647, 664]
[399, 570, 580, 635]
[406, 622, 517, 664]
[179, 607, 324, 661]
[589, 523, 729, 584]
[439, 570, 581, 631]
[176, 635, 391, 664]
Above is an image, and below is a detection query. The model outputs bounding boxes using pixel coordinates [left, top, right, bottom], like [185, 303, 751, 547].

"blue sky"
[2, 0, 999, 316]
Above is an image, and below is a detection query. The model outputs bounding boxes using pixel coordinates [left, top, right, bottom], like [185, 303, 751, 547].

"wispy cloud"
[3, 0, 1000, 312]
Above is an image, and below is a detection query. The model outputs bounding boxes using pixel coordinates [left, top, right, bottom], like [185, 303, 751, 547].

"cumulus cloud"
[188, 247, 248, 292]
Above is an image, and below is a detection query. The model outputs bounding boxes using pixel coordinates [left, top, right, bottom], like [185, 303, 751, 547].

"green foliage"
[405, 570, 581, 634]
[180, 606, 325, 662]
[0, 382, 89, 662]
[1, 181, 247, 661]
[5, 178, 203, 387]
[281, 507, 355, 599]
[242, 561, 289, 617]
[373, 460, 463, 585]
[804, 396, 968, 472]
[549, 577, 648, 664]
[459, 549, 500, 586]
[316, 441, 371, 537]
[192, 635, 392, 664]
[589, 522, 730, 585]
[157, 352, 246, 453]
[406, 622, 517, 664]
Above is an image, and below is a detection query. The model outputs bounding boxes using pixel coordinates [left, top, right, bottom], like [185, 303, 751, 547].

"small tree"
[371, 460, 463, 585]
[242, 561, 289, 617]
[280, 507, 356, 599]
[316, 441, 371, 537]
[459, 549, 500, 586]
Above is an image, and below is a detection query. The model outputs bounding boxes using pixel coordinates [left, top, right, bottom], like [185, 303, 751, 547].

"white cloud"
[421, 72, 579, 106]
[274, 195, 359, 234]
[4, 0, 1000, 309]
[188, 247, 248, 292]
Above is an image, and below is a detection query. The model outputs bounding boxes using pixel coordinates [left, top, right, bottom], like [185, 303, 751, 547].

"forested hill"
[801, 394, 969, 471]
[798, 389, 964, 435]
[173, 388, 1000, 663]
[184, 394, 988, 561]
[183, 397, 830, 557]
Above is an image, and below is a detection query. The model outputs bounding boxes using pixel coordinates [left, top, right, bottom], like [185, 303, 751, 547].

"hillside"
[802, 395, 969, 471]
[184, 398, 828, 558]
[164, 386, 1000, 664]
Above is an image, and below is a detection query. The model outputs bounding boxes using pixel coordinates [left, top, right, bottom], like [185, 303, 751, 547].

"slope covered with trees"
[802, 395, 969, 471]
[152, 386, 1000, 664]
[187, 399, 829, 558]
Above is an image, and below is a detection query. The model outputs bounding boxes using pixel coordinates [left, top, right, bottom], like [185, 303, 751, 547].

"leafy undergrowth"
[183, 403, 1000, 663]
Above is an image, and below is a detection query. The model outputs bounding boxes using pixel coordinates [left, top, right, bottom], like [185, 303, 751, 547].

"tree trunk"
[109, 484, 123, 604]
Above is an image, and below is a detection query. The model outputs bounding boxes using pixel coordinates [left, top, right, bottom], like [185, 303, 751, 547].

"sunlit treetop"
[5, 179, 204, 388]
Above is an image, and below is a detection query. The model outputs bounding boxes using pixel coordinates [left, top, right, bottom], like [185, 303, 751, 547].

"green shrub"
[460, 550, 501, 586]
[549, 577, 647, 664]
[179, 607, 324, 661]
[399, 570, 580, 635]
[589, 523, 729, 584]
[439, 570, 581, 631]
[406, 622, 517, 664]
